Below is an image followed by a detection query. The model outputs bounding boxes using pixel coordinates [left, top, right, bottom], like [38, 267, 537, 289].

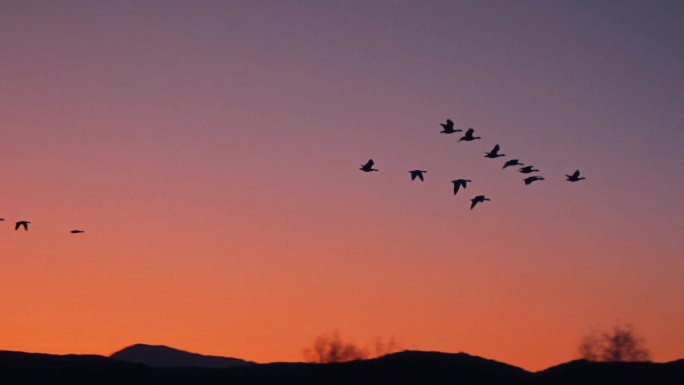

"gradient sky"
[1, 0, 683, 371]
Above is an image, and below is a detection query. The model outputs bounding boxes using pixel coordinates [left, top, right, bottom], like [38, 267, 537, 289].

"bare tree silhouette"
[579, 324, 651, 362]
[303, 331, 367, 363]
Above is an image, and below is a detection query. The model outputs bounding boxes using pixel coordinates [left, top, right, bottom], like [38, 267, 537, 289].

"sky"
[1, 0, 683, 371]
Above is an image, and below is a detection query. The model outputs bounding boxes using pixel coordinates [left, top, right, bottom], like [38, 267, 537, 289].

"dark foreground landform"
[111, 343, 255, 368]
[1, 348, 682, 385]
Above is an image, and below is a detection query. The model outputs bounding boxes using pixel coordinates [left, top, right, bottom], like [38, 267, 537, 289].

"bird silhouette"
[519, 165, 539, 174]
[70, 230, 85, 234]
[440, 119, 461, 134]
[503, 159, 524, 169]
[470, 195, 490, 210]
[484, 144, 505, 158]
[458, 128, 481, 142]
[409, 170, 427, 181]
[0, 218, 4, 221]
[451, 179, 471, 195]
[15, 221, 30, 231]
[524, 176, 545, 185]
[566, 170, 586, 182]
[360, 159, 378, 172]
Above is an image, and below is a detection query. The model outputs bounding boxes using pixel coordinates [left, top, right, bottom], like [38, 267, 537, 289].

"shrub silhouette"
[579, 324, 651, 362]
[303, 330, 367, 363]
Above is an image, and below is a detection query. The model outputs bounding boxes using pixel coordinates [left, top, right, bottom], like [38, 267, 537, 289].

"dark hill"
[534, 358, 684, 385]
[1, 348, 683, 385]
[111, 343, 253, 368]
[0, 349, 530, 384]
[220, 350, 530, 385]
[0, 350, 152, 385]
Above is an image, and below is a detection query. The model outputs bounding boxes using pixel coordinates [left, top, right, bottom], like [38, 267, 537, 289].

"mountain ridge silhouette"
[110, 343, 254, 368]
[1, 347, 682, 384]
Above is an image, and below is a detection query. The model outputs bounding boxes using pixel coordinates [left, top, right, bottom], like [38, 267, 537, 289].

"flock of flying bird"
[360, 119, 586, 210]
[4, 120, 585, 232]
[0, 218, 84, 234]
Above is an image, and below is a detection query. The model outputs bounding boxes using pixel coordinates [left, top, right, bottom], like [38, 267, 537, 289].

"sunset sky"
[1, 0, 683, 371]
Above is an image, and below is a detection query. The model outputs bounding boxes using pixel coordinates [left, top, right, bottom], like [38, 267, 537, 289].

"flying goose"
[15, 221, 30, 231]
[519, 166, 539, 174]
[409, 170, 427, 181]
[360, 159, 379, 172]
[484, 144, 505, 158]
[451, 179, 471, 195]
[566, 170, 586, 182]
[458, 128, 481, 142]
[470, 195, 491, 210]
[503, 159, 523, 169]
[524, 176, 545, 185]
[440, 119, 461, 134]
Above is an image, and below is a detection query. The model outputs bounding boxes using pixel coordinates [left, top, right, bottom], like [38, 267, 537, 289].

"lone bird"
[519, 165, 539, 174]
[0, 218, 4, 221]
[566, 170, 586, 182]
[409, 170, 427, 181]
[70, 230, 85, 234]
[360, 159, 378, 172]
[470, 195, 490, 210]
[503, 159, 524, 169]
[524, 176, 545, 185]
[451, 179, 471, 195]
[440, 119, 461, 134]
[484, 144, 505, 158]
[458, 128, 481, 142]
[15, 221, 30, 231]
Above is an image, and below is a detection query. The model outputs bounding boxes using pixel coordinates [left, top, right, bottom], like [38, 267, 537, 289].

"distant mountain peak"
[111, 343, 254, 368]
